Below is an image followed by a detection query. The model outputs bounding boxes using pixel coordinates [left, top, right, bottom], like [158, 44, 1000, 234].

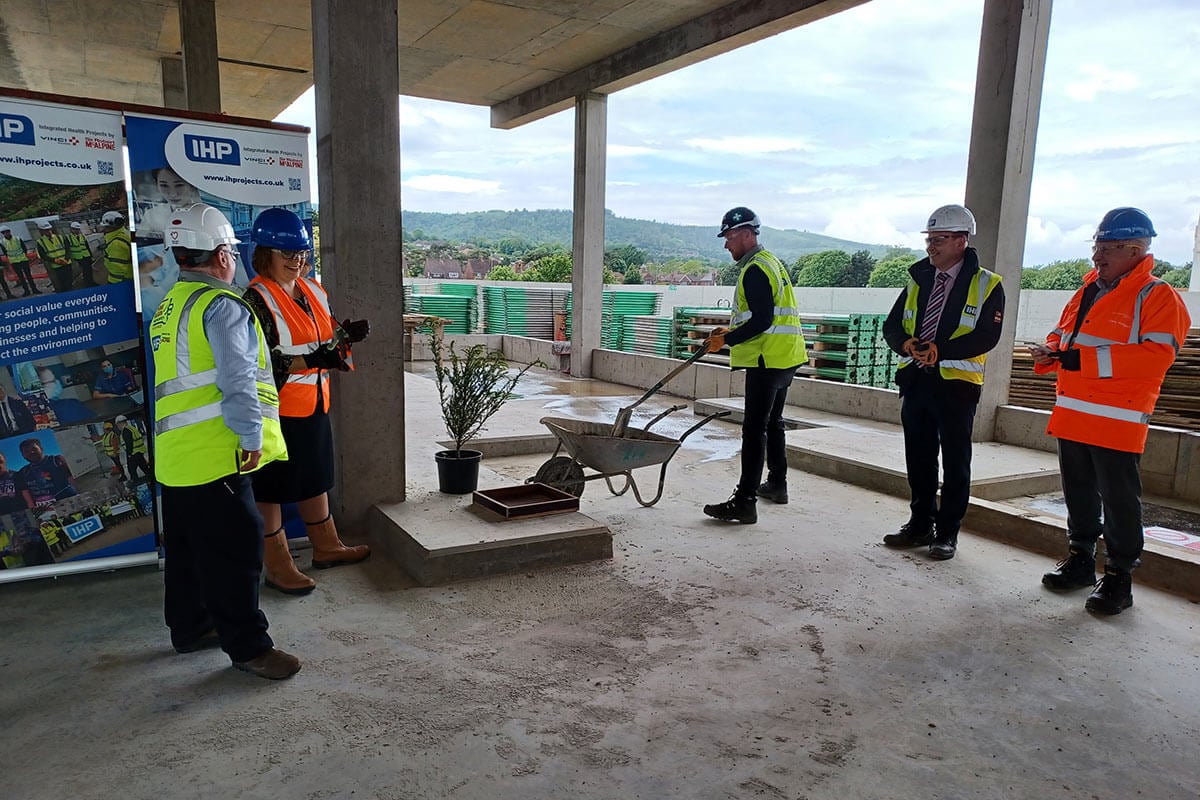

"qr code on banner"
[288, 178, 301, 191]
[97, 160, 114, 176]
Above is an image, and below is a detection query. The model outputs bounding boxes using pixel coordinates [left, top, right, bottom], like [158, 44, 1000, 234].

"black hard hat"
[718, 207, 760, 237]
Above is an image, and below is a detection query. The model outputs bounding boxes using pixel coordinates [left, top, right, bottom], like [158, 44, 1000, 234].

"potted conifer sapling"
[432, 336, 537, 494]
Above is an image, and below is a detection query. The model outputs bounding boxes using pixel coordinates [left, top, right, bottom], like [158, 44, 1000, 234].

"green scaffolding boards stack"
[618, 315, 674, 356]
[672, 306, 732, 365]
[799, 314, 895, 387]
[564, 290, 661, 347]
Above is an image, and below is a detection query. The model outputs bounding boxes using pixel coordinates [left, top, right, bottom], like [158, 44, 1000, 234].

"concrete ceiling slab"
[0, 0, 865, 124]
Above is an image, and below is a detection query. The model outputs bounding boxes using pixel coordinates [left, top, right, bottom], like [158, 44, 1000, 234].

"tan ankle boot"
[263, 528, 316, 595]
[307, 515, 370, 569]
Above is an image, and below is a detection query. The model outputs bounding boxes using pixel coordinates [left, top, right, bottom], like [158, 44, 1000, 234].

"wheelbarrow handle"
[678, 410, 732, 443]
[612, 347, 711, 436]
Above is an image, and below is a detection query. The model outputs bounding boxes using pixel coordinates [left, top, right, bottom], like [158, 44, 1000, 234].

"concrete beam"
[491, 0, 868, 129]
[159, 56, 186, 109]
[178, 0, 221, 112]
[964, 0, 1052, 442]
[569, 93, 607, 378]
[313, 0, 406, 531]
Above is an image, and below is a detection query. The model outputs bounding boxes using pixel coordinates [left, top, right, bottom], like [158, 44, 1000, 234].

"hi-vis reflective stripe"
[157, 398, 279, 434]
[1128, 280, 1165, 344]
[956, 272, 991, 329]
[1054, 395, 1150, 425]
[155, 367, 218, 399]
[253, 286, 300, 349]
[1072, 333, 1122, 347]
[1096, 346, 1113, 378]
[1141, 331, 1181, 351]
[289, 373, 321, 386]
[902, 309, 916, 321]
[733, 305, 797, 326]
[766, 325, 803, 335]
[939, 359, 984, 373]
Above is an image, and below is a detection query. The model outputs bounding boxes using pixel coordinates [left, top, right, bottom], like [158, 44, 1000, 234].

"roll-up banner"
[0, 98, 156, 582]
[124, 114, 314, 539]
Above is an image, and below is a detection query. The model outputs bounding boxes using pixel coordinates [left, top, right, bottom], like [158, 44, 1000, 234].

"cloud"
[403, 175, 501, 194]
[1063, 64, 1140, 102]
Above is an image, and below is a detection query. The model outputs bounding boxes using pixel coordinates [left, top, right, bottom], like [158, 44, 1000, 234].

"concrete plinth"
[370, 493, 611, 586]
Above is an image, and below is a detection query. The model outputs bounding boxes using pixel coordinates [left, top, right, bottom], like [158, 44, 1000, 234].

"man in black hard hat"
[701, 207, 808, 524]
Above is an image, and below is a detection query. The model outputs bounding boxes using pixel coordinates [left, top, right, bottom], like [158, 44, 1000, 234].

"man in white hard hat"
[99, 210, 133, 284]
[1, 224, 39, 297]
[34, 221, 73, 293]
[881, 205, 1005, 560]
[66, 221, 96, 288]
[150, 202, 299, 680]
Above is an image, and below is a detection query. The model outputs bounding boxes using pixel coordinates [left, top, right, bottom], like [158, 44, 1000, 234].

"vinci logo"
[183, 133, 240, 165]
[0, 114, 36, 146]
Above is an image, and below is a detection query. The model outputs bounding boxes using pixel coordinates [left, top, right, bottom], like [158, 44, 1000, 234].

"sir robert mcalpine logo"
[183, 133, 241, 165]
[0, 114, 37, 146]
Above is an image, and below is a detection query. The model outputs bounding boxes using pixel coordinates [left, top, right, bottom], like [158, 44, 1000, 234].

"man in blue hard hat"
[701, 207, 808, 524]
[1030, 207, 1190, 615]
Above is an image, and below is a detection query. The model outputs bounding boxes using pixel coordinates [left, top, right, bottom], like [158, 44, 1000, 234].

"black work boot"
[1085, 566, 1133, 615]
[703, 493, 757, 524]
[928, 530, 957, 560]
[756, 480, 788, 504]
[1042, 549, 1096, 591]
[882, 520, 934, 548]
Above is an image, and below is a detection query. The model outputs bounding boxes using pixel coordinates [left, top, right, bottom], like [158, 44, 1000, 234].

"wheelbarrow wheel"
[533, 456, 585, 497]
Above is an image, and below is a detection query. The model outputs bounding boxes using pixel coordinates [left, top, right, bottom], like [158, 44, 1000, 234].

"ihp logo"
[0, 114, 35, 146]
[64, 514, 104, 543]
[183, 133, 240, 165]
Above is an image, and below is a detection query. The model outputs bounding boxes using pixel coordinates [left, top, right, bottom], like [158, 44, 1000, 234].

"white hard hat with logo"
[101, 211, 124, 226]
[923, 204, 976, 235]
[165, 203, 241, 251]
[37, 221, 53, 230]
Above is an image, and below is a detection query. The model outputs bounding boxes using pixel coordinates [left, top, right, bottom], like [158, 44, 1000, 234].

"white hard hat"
[115, 414, 127, 423]
[923, 204, 976, 235]
[101, 211, 124, 226]
[70, 221, 82, 230]
[165, 203, 241, 251]
[37, 221, 53, 230]
[0, 226, 10, 233]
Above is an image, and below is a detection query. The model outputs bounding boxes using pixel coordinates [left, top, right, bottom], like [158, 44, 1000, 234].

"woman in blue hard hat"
[243, 207, 371, 595]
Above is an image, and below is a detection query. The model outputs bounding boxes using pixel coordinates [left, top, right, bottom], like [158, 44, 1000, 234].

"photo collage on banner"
[0, 98, 155, 574]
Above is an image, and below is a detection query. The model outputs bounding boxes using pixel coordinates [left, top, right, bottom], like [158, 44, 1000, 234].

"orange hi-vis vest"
[247, 275, 334, 417]
[1033, 255, 1191, 453]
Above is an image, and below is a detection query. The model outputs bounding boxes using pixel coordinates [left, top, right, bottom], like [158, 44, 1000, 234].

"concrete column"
[964, 0, 1052, 441]
[312, 0, 405, 528]
[570, 93, 607, 377]
[178, 0, 221, 113]
[159, 57, 186, 109]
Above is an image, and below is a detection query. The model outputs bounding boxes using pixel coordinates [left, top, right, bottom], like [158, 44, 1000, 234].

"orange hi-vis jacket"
[247, 275, 334, 417]
[1033, 255, 1191, 453]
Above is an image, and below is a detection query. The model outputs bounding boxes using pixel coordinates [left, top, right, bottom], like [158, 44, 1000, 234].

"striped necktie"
[919, 272, 949, 342]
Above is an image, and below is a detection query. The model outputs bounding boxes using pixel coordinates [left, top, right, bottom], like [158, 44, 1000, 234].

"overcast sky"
[276, 0, 1200, 267]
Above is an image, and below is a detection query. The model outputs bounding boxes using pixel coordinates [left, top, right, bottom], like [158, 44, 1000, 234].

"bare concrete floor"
[4, 375, 1200, 800]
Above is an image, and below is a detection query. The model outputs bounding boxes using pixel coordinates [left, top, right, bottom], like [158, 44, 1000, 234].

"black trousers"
[899, 372, 978, 536]
[48, 266, 72, 293]
[74, 258, 95, 287]
[1057, 438, 1143, 572]
[162, 474, 273, 662]
[736, 366, 798, 498]
[11, 261, 35, 293]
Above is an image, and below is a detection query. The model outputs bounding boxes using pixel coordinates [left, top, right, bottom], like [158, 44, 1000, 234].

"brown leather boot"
[307, 514, 370, 569]
[262, 527, 316, 595]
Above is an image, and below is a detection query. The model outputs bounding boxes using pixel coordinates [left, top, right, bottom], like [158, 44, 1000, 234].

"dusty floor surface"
[4, 374, 1200, 800]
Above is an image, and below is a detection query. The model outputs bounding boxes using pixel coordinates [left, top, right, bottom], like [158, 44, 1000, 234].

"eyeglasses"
[925, 234, 963, 246]
[274, 248, 308, 261]
[1091, 243, 1138, 256]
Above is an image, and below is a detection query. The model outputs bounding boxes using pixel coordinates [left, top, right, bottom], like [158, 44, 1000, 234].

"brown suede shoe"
[232, 648, 301, 680]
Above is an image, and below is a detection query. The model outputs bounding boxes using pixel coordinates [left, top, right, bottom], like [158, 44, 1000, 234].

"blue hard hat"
[250, 207, 311, 250]
[1094, 207, 1156, 241]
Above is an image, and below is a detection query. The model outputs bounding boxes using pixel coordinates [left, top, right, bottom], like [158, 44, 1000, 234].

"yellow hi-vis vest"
[729, 249, 808, 369]
[104, 227, 133, 282]
[2, 236, 28, 263]
[37, 234, 69, 266]
[150, 281, 286, 487]
[122, 424, 147, 455]
[898, 267, 1003, 385]
[67, 233, 91, 260]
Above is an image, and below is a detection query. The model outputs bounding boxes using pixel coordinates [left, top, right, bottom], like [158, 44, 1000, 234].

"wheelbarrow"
[529, 347, 731, 507]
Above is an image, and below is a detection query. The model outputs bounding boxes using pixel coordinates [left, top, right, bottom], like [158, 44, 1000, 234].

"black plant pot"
[435, 449, 482, 494]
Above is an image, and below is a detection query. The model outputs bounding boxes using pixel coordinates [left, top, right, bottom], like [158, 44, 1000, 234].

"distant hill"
[401, 208, 900, 263]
